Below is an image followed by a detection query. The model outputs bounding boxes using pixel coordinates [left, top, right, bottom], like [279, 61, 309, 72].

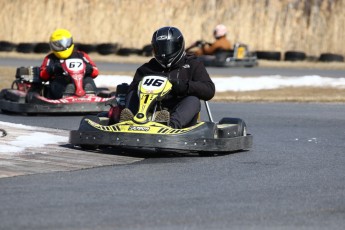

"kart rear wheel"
[1, 109, 16, 115]
[3, 89, 26, 103]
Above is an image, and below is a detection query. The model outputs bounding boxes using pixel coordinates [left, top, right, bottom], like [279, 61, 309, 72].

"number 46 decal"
[143, 78, 164, 87]
[141, 76, 167, 91]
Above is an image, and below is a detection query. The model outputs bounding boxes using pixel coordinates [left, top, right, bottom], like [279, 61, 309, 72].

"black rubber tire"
[0, 109, 17, 115]
[256, 51, 281, 61]
[34, 42, 51, 53]
[0, 89, 6, 99]
[141, 44, 153, 56]
[3, 89, 26, 102]
[284, 51, 306, 61]
[96, 43, 119, 55]
[75, 43, 96, 53]
[218, 117, 247, 136]
[116, 48, 141, 56]
[0, 41, 16, 52]
[319, 53, 344, 62]
[16, 43, 36, 53]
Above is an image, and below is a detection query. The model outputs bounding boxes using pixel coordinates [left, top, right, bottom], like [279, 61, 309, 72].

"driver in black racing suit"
[119, 26, 215, 129]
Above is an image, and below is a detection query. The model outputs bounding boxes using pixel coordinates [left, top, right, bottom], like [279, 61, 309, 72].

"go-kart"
[188, 42, 258, 68]
[0, 58, 115, 114]
[69, 75, 253, 155]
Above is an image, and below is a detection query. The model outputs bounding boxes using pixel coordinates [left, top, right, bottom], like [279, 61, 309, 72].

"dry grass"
[0, 67, 17, 90]
[214, 87, 345, 103]
[258, 60, 345, 70]
[0, 0, 345, 57]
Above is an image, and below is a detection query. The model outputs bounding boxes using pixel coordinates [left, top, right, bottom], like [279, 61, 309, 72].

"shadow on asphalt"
[62, 143, 248, 159]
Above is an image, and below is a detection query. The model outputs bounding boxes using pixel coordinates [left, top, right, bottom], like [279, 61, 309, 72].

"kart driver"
[118, 26, 215, 129]
[189, 24, 232, 56]
[35, 28, 99, 99]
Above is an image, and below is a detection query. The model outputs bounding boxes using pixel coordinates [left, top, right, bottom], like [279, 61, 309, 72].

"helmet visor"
[50, 37, 73, 52]
[153, 40, 184, 66]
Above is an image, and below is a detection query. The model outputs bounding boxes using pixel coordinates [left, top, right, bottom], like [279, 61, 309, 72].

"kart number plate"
[141, 76, 167, 92]
[65, 59, 85, 71]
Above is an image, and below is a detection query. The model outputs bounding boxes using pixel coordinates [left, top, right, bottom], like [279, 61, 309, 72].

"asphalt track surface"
[1, 102, 345, 230]
[0, 59, 345, 229]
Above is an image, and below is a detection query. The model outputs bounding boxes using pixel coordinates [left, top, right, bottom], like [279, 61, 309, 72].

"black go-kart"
[69, 75, 253, 155]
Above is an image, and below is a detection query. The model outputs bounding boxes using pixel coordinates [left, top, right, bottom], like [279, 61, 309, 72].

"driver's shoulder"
[184, 53, 203, 67]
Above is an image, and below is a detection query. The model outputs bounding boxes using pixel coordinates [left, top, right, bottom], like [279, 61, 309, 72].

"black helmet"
[151, 26, 185, 68]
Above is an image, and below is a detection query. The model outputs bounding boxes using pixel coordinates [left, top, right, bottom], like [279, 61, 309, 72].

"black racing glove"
[47, 63, 64, 76]
[170, 79, 189, 96]
[85, 63, 93, 76]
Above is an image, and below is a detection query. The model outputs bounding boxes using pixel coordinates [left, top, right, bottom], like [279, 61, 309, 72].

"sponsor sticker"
[128, 126, 150, 132]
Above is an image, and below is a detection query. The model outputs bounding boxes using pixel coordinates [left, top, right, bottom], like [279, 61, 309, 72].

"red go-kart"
[0, 58, 115, 114]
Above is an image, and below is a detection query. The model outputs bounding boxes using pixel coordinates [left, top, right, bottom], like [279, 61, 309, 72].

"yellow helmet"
[49, 29, 74, 59]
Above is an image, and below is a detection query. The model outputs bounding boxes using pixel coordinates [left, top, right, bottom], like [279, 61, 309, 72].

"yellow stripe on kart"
[86, 119, 205, 135]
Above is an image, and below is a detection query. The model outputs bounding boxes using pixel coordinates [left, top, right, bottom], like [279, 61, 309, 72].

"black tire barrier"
[284, 51, 306, 61]
[96, 43, 119, 55]
[0, 41, 16, 52]
[34, 42, 51, 53]
[319, 53, 344, 62]
[16, 43, 36, 53]
[4, 39, 345, 62]
[256, 51, 281, 61]
[141, 44, 153, 56]
[75, 43, 97, 53]
[116, 48, 142, 56]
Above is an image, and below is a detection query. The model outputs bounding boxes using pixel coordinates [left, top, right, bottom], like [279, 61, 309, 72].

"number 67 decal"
[69, 62, 82, 68]
[65, 58, 84, 71]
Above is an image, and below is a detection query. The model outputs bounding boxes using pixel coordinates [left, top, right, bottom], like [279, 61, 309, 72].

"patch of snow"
[94, 75, 345, 92]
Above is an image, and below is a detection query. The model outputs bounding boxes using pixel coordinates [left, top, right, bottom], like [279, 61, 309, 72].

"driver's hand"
[47, 63, 63, 76]
[85, 63, 93, 76]
[170, 79, 189, 96]
[54, 63, 64, 75]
